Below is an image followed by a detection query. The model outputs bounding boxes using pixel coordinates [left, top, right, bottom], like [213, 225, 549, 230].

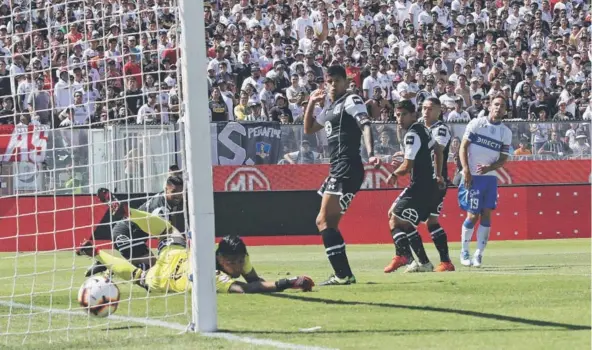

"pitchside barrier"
[0, 121, 589, 251]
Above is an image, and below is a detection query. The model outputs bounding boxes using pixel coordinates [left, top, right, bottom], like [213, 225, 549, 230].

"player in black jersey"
[76, 175, 185, 277]
[303, 65, 380, 286]
[418, 97, 455, 272]
[383, 100, 443, 273]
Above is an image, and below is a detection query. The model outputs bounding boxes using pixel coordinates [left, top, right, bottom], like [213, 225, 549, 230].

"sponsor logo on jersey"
[475, 135, 502, 150]
[325, 121, 333, 136]
[438, 127, 447, 137]
[405, 135, 415, 145]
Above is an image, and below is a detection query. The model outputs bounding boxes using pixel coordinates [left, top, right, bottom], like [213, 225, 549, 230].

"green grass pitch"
[0, 239, 590, 350]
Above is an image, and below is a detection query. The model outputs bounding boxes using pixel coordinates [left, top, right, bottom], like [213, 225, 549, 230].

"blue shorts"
[458, 175, 498, 214]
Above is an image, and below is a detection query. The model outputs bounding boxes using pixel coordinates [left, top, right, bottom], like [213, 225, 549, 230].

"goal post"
[178, 0, 218, 332]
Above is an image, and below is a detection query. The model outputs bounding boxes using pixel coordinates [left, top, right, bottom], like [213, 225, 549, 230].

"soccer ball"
[77, 276, 120, 317]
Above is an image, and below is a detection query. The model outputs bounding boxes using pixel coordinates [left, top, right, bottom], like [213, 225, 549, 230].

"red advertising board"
[0, 124, 50, 163]
[0, 184, 589, 251]
[213, 160, 591, 191]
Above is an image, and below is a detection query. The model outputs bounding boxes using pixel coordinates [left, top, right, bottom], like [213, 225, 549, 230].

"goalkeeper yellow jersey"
[144, 245, 254, 293]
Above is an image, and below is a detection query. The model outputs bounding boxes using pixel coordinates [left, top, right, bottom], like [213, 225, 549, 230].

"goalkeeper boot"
[383, 255, 410, 273]
[319, 274, 356, 286]
[97, 188, 129, 220]
[404, 261, 434, 273]
[75, 239, 99, 257]
[434, 261, 456, 272]
[85, 261, 107, 277]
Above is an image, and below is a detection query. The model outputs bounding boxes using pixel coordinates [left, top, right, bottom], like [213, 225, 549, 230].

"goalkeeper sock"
[407, 230, 430, 264]
[96, 250, 142, 281]
[461, 219, 475, 252]
[320, 228, 353, 279]
[475, 219, 491, 256]
[128, 208, 172, 236]
[391, 228, 413, 260]
[428, 223, 450, 263]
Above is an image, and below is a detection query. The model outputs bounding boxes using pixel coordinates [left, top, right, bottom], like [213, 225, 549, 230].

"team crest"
[325, 121, 333, 136]
[255, 142, 271, 159]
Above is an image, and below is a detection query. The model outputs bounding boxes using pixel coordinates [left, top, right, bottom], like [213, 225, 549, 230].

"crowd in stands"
[0, 0, 588, 160]
[204, 0, 591, 159]
[0, 0, 181, 127]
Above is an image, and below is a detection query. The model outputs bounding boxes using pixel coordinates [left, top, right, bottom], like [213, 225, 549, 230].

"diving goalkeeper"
[76, 190, 315, 293]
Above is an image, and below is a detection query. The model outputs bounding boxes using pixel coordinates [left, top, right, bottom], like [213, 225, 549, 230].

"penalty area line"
[0, 300, 337, 350]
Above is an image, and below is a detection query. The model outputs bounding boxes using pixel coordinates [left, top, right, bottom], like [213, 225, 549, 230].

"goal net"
[0, 0, 209, 345]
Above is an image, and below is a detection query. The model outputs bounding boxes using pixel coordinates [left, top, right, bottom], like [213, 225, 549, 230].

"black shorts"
[112, 221, 151, 260]
[428, 187, 447, 217]
[389, 186, 439, 227]
[317, 170, 364, 214]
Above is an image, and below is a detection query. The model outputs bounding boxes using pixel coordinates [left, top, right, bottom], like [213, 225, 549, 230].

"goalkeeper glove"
[275, 276, 315, 292]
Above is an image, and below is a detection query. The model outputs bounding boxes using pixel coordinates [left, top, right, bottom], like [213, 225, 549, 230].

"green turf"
[0, 239, 590, 350]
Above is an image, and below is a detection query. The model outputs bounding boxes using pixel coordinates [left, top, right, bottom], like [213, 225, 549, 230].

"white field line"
[0, 300, 337, 350]
[465, 270, 591, 277]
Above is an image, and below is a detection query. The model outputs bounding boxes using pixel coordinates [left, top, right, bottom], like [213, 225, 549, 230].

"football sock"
[128, 208, 172, 236]
[96, 250, 142, 281]
[321, 228, 353, 279]
[461, 219, 475, 252]
[391, 228, 413, 260]
[428, 223, 450, 263]
[407, 229, 430, 264]
[475, 219, 491, 256]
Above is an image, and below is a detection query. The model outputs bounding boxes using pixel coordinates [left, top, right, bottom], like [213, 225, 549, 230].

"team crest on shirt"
[325, 121, 333, 136]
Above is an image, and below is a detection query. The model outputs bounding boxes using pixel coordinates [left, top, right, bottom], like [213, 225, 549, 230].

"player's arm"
[392, 132, 420, 178]
[477, 128, 511, 174]
[226, 276, 314, 294]
[345, 95, 379, 163]
[303, 89, 326, 134]
[433, 126, 450, 181]
[433, 142, 444, 183]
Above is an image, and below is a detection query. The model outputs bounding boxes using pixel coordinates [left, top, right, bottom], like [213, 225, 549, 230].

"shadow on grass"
[264, 294, 591, 331]
[225, 327, 575, 335]
[101, 325, 145, 331]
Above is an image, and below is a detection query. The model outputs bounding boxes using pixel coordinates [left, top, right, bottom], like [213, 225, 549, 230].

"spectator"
[514, 139, 533, 156]
[283, 140, 321, 164]
[137, 92, 159, 124]
[538, 131, 572, 157]
[571, 131, 591, 157]
[27, 76, 51, 124]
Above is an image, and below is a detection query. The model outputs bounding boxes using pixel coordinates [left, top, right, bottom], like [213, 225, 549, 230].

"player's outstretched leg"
[317, 194, 355, 286]
[426, 218, 455, 272]
[473, 210, 492, 268]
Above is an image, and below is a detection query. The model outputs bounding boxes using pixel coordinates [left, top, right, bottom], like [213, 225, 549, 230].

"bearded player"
[304, 65, 380, 286]
[383, 100, 443, 273]
[458, 95, 512, 267]
[77, 193, 314, 293]
[417, 97, 455, 272]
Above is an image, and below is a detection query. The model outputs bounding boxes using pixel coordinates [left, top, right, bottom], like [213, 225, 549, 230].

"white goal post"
[178, 0, 218, 333]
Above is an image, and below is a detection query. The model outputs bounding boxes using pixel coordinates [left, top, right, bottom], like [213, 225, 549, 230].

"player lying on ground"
[458, 94, 512, 267]
[383, 100, 444, 273]
[303, 65, 380, 286]
[77, 194, 314, 293]
[82, 176, 185, 276]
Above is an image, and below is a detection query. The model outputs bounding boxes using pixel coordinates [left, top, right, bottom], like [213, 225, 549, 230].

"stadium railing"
[0, 121, 589, 196]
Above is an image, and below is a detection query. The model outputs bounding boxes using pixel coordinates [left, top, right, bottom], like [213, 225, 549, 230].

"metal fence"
[1, 121, 590, 196]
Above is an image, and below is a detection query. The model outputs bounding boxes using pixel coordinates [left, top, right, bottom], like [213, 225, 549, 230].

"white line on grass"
[0, 300, 336, 350]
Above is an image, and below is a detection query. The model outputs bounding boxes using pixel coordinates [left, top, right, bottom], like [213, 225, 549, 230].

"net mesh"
[0, 0, 189, 345]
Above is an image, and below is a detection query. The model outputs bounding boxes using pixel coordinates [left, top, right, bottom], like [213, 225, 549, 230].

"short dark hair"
[396, 100, 415, 113]
[490, 93, 507, 105]
[425, 97, 441, 106]
[326, 65, 347, 80]
[217, 235, 247, 256]
[169, 164, 180, 172]
[166, 175, 183, 187]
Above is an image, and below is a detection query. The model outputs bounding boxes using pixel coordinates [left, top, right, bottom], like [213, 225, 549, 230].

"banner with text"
[213, 160, 591, 191]
[212, 122, 282, 165]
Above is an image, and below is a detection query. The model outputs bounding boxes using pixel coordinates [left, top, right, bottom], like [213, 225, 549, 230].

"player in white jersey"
[458, 95, 512, 267]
